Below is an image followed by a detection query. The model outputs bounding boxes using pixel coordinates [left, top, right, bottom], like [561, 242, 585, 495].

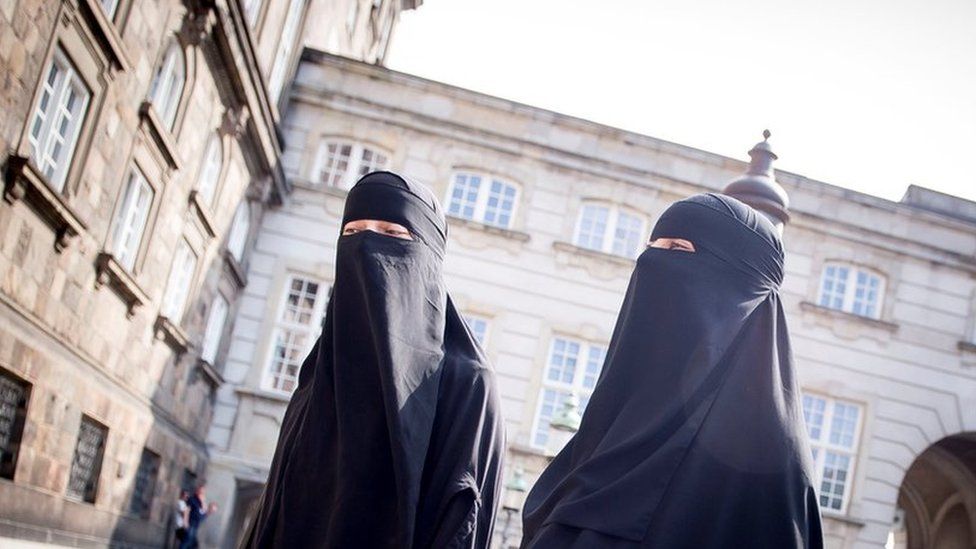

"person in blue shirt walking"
[179, 483, 217, 549]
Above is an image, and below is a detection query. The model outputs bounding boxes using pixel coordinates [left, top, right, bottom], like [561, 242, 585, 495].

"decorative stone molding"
[189, 190, 218, 238]
[195, 358, 224, 390]
[94, 252, 150, 317]
[235, 385, 291, 404]
[552, 241, 635, 281]
[178, 5, 216, 48]
[447, 216, 530, 255]
[3, 155, 87, 252]
[154, 314, 190, 355]
[223, 249, 248, 289]
[139, 102, 182, 170]
[78, 0, 129, 71]
[220, 106, 251, 138]
[798, 301, 899, 343]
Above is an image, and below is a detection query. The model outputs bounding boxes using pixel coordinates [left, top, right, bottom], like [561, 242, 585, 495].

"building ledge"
[798, 301, 899, 332]
[195, 358, 224, 389]
[78, 0, 130, 71]
[154, 314, 190, 355]
[235, 385, 291, 404]
[3, 155, 87, 252]
[189, 190, 218, 238]
[959, 340, 976, 353]
[223, 249, 248, 288]
[139, 102, 181, 170]
[552, 241, 635, 280]
[448, 215, 531, 242]
[94, 252, 150, 317]
[821, 511, 867, 528]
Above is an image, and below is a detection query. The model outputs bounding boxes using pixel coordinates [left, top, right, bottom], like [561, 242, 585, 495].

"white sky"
[387, 0, 976, 203]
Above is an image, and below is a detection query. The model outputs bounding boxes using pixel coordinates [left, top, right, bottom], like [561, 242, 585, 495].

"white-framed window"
[311, 141, 389, 189]
[802, 393, 862, 513]
[817, 263, 885, 319]
[446, 172, 520, 229]
[110, 168, 154, 271]
[160, 239, 197, 322]
[574, 203, 646, 258]
[147, 41, 185, 129]
[463, 315, 490, 346]
[27, 48, 91, 192]
[242, 0, 262, 27]
[226, 202, 251, 263]
[268, 0, 306, 102]
[531, 337, 606, 450]
[200, 294, 229, 364]
[264, 276, 328, 393]
[195, 134, 222, 207]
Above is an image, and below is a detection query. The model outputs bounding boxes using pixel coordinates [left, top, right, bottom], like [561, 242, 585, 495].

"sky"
[387, 0, 976, 203]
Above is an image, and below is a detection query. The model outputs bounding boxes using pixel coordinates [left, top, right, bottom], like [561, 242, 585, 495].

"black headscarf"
[521, 193, 823, 548]
[242, 172, 504, 548]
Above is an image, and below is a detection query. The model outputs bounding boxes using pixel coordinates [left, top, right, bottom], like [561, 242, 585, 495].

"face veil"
[243, 172, 504, 549]
[521, 194, 823, 548]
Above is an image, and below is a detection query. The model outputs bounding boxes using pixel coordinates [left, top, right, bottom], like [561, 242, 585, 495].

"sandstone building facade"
[0, 0, 417, 546]
[206, 50, 976, 549]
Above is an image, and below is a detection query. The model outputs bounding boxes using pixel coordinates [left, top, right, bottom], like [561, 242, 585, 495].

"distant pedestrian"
[172, 490, 188, 548]
[180, 483, 217, 549]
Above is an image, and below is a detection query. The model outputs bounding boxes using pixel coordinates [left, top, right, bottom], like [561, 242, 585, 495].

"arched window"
[147, 41, 186, 129]
[312, 140, 388, 189]
[817, 262, 885, 319]
[195, 134, 223, 206]
[446, 172, 520, 229]
[226, 201, 251, 263]
[574, 202, 646, 258]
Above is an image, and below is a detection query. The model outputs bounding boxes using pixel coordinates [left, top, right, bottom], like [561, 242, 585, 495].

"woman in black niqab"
[521, 193, 823, 548]
[242, 171, 504, 548]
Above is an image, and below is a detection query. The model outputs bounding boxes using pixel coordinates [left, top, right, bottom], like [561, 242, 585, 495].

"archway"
[892, 433, 976, 549]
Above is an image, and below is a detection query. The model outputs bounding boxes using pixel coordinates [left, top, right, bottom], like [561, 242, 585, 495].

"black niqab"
[243, 172, 504, 548]
[521, 193, 823, 548]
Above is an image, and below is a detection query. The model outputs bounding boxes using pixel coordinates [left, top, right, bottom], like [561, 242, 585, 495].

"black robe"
[521, 194, 823, 548]
[242, 172, 504, 548]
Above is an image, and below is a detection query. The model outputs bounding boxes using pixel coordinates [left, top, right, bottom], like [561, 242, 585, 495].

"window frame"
[261, 275, 330, 393]
[66, 415, 109, 504]
[128, 447, 160, 519]
[160, 238, 199, 323]
[0, 368, 32, 481]
[225, 201, 252, 263]
[572, 202, 647, 259]
[108, 166, 155, 272]
[310, 139, 390, 190]
[147, 40, 186, 130]
[802, 392, 864, 514]
[445, 171, 521, 230]
[816, 262, 886, 320]
[194, 133, 224, 208]
[200, 294, 230, 365]
[268, 0, 307, 104]
[26, 47, 92, 193]
[530, 336, 607, 451]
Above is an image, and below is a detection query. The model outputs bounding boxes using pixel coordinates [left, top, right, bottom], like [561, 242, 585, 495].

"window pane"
[243, 0, 263, 26]
[819, 451, 851, 510]
[576, 204, 609, 251]
[317, 142, 353, 188]
[226, 202, 251, 262]
[28, 50, 90, 192]
[447, 173, 482, 220]
[268, 328, 309, 392]
[483, 179, 516, 228]
[0, 369, 31, 480]
[282, 278, 320, 326]
[547, 338, 580, 385]
[612, 212, 644, 258]
[111, 169, 153, 271]
[829, 402, 859, 448]
[196, 135, 222, 206]
[852, 270, 881, 318]
[357, 147, 388, 178]
[269, 0, 305, 101]
[100, 0, 119, 18]
[67, 416, 108, 503]
[463, 315, 489, 346]
[533, 388, 571, 449]
[819, 265, 848, 311]
[802, 394, 827, 441]
[161, 240, 197, 321]
[583, 345, 606, 389]
[129, 449, 160, 518]
[149, 43, 185, 129]
[201, 296, 229, 364]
